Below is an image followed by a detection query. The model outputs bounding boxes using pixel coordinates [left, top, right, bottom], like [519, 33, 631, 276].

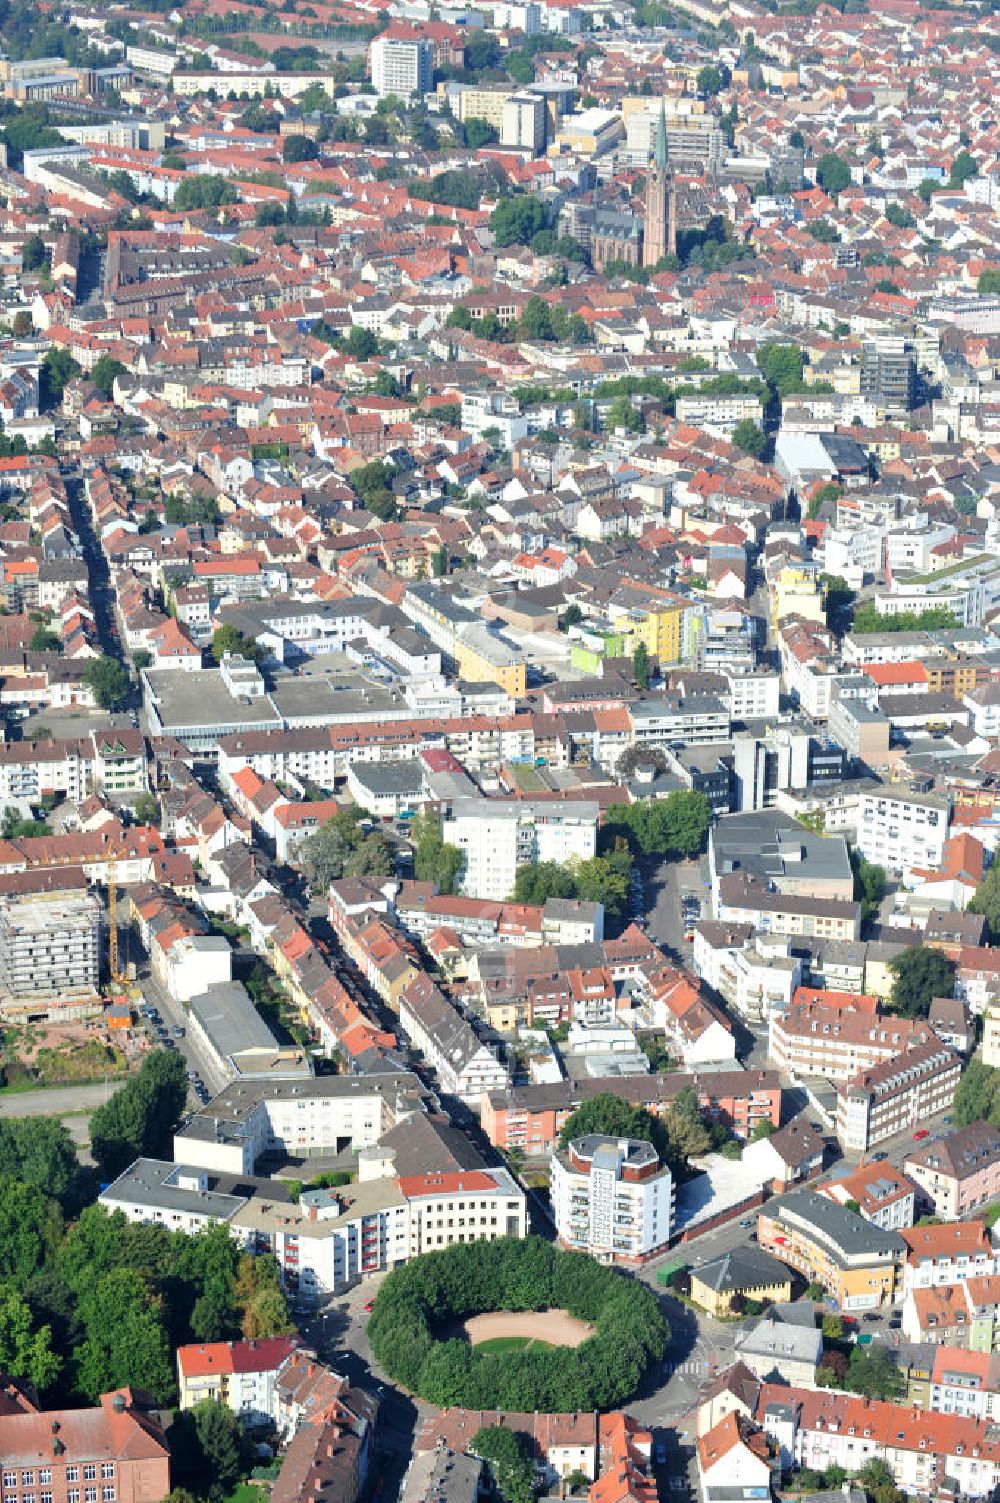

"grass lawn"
[474, 1336, 554, 1355]
[225, 1485, 267, 1503]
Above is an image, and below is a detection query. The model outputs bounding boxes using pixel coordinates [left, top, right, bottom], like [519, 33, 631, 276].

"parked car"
[654, 1444, 668, 1466]
[739, 1218, 754, 1229]
[171, 1025, 185, 1038]
[913, 1128, 929, 1140]
[871, 1151, 889, 1161]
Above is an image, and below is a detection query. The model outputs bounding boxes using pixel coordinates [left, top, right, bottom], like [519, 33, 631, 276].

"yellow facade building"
[758, 1188, 905, 1311]
[771, 563, 825, 630]
[690, 1246, 794, 1318]
[455, 627, 526, 696]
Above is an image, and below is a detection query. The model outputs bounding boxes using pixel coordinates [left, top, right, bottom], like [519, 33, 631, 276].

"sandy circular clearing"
[463, 1309, 595, 1348]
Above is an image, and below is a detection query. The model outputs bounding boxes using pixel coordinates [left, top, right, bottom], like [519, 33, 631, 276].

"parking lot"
[136, 999, 213, 1105]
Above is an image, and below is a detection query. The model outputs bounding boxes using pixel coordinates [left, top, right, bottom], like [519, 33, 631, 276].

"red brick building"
[481, 1070, 781, 1155]
[0, 1384, 170, 1503]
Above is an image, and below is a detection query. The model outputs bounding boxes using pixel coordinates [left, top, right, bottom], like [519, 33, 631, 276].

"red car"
[364, 1300, 375, 1313]
[913, 1129, 929, 1140]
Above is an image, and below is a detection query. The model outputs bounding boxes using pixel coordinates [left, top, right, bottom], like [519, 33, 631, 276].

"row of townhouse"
[0, 818, 166, 886]
[391, 883, 605, 948]
[227, 763, 341, 862]
[903, 1265, 1000, 1351]
[0, 728, 148, 802]
[754, 1381, 1000, 1498]
[640, 963, 737, 1068]
[217, 714, 537, 790]
[415, 1408, 654, 1494]
[399, 972, 508, 1101]
[481, 1069, 782, 1155]
[178, 1338, 378, 1503]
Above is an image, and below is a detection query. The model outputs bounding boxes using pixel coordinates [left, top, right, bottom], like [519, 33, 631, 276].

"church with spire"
[644, 104, 677, 267]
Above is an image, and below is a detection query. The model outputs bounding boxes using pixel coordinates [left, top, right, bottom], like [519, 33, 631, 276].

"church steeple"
[654, 102, 668, 171]
[644, 103, 674, 266]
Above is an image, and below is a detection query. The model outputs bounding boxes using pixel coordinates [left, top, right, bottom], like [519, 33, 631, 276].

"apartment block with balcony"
[551, 1134, 673, 1266]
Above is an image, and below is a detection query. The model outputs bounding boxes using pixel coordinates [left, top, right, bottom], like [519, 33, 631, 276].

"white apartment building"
[703, 935, 802, 1023]
[443, 798, 598, 901]
[551, 1135, 673, 1266]
[835, 1040, 961, 1152]
[928, 1351, 1000, 1422]
[724, 670, 780, 722]
[370, 36, 433, 99]
[822, 1168, 916, 1232]
[501, 92, 546, 152]
[171, 1073, 421, 1177]
[856, 787, 950, 875]
[902, 1223, 997, 1296]
[983, 1003, 1000, 1068]
[674, 392, 765, 435]
[101, 1157, 527, 1304]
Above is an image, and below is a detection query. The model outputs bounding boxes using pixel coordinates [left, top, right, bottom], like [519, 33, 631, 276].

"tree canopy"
[473, 1428, 534, 1503]
[732, 418, 767, 459]
[82, 656, 129, 710]
[968, 865, 1000, 941]
[602, 791, 711, 860]
[852, 603, 958, 635]
[298, 809, 366, 891]
[368, 1236, 668, 1411]
[954, 1057, 1000, 1129]
[886, 945, 955, 1020]
[89, 1048, 189, 1179]
[91, 355, 126, 399]
[411, 808, 463, 895]
[816, 152, 852, 195]
[173, 175, 238, 211]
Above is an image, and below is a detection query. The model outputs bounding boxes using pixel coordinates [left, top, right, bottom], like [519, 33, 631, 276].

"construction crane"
[108, 852, 128, 988]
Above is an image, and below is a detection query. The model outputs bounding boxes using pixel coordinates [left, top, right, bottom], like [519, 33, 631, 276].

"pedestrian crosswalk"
[662, 1361, 703, 1377]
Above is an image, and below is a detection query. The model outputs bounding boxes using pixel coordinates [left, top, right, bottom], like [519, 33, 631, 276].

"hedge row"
[367, 1236, 669, 1411]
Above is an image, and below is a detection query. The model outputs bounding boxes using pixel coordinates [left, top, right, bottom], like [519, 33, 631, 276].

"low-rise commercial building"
[690, 1247, 794, 1319]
